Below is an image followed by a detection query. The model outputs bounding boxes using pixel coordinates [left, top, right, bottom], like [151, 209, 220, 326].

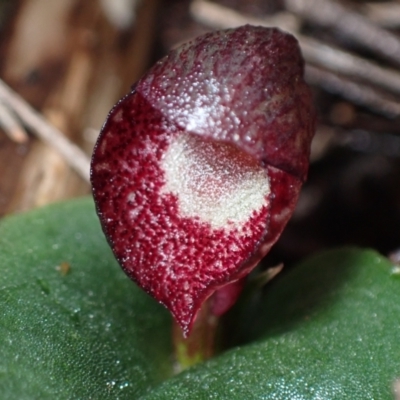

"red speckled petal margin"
[93, 92, 277, 334]
[91, 26, 314, 335]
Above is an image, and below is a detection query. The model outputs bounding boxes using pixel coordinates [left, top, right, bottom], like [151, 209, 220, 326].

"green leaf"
[3, 199, 399, 399]
[142, 248, 400, 399]
[0, 198, 173, 399]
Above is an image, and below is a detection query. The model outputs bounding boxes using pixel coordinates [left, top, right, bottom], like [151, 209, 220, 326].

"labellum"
[91, 25, 315, 336]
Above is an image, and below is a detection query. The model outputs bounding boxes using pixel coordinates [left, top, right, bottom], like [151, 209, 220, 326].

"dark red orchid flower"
[91, 25, 315, 336]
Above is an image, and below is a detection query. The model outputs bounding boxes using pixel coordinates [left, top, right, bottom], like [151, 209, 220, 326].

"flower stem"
[173, 299, 218, 372]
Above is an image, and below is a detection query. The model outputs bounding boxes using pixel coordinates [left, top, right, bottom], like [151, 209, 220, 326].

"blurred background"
[0, 0, 400, 266]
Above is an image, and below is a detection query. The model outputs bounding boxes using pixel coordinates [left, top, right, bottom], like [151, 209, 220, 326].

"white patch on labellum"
[161, 134, 270, 230]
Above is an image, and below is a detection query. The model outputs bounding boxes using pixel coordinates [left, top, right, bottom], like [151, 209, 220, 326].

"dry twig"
[190, 0, 400, 117]
[285, 0, 400, 66]
[190, 0, 300, 33]
[0, 101, 29, 143]
[300, 38, 400, 96]
[0, 79, 91, 182]
[305, 65, 400, 119]
[191, 0, 400, 96]
[363, 2, 400, 28]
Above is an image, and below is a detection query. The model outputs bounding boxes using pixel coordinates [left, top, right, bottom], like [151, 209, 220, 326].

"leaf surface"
[143, 248, 400, 399]
[2, 198, 399, 399]
[0, 198, 172, 399]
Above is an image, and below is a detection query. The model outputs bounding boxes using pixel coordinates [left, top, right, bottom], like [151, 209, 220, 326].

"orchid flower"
[91, 26, 315, 336]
